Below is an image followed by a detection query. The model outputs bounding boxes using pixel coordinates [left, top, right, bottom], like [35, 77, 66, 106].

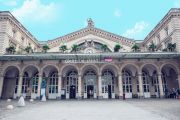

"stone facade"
[0, 9, 180, 100]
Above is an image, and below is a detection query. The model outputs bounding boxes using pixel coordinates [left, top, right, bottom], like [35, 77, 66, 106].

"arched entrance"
[141, 64, 158, 98]
[122, 70, 132, 98]
[22, 66, 39, 99]
[66, 70, 78, 99]
[83, 70, 97, 99]
[101, 69, 115, 99]
[2, 66, 19, 99]
[122, 64, 138, 98]
[161, 64, 179, 97]
[141, 71, 150, 98]
[42, 65, 59, 99]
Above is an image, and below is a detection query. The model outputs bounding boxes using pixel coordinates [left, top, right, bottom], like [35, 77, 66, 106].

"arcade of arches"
[0, 62, 180, 99]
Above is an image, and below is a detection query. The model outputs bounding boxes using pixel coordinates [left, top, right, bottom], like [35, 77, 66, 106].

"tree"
[42, 44, 49, 53]
[59, 45, 68, 53]
[149, 42, 156, 52]
[114, 44, 122, 52]
[24, 46, 32, 53]
[6, 45, 16, 54]
[167, 43, 176, 52]
[131, 44, 140, 52]
[71, 44, 79, 53]
[101, 44, 108, 52]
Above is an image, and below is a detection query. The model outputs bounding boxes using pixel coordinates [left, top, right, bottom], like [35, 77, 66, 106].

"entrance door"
[108, 85, 112, 99]
[87, 85, 94, 99]
[70, 85, 76, 99]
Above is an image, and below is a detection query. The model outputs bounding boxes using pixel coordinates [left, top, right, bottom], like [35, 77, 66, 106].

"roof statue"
[87, 18, 94, 27]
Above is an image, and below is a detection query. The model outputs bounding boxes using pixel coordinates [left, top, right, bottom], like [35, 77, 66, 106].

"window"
[22, 72, 29, 93]
[66, 70, 78, 93]
[49, 72, 58, 94]
[152, 72, 159, 92]
[122, 70, 132, 93]
[102, 69, 115, 93]
[32, 73, 39, 93]
[142, 71, 149, 92]
[161, 72, 168, 92]
[14, 75, 19, 94]
[84, 70, 97, 93]
[12, 29, 16, 38]
[165, 27, 168, 36]
[157, 34, 160, 43]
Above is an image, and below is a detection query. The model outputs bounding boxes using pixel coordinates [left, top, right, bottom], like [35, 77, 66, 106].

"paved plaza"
[0, 99, 180, 120]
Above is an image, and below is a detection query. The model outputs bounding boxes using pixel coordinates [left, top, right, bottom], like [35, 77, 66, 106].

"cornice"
[0, 11, 40, 47]
[142, 8, 180, 46]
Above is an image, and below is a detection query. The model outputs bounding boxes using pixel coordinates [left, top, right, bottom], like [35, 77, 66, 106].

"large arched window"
[122, 70, 132, 93]
[102, 69, 115, 93]
[152, 71, 159, 92]
[49, 72, 58, 94]
[32, 73, 39, 93]
[66, 70, 78, 93]
[22, 72, 29, 93]
[84, 70, 96, 85]
[142, 71, 150, 92]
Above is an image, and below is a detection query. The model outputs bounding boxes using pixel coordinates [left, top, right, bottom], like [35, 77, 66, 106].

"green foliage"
[101, 44, 108, 52]
[149, 42, 156, 52]
[24, 46, 32, 53]
[71, 44, 79, 52]
[114, 44, 122, 52]
[131, 44, 140, 52]
[167, 43, 176, 52]
[59, 45, 68, 53]
[6, 45, 16, 54]
[42, 44, 50, 53]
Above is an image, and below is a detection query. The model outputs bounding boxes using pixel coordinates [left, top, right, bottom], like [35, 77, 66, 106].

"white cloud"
[123, 21, 149, 39]
[0, 0, 18, 6]
[12, 0, 60, 23]
[114, 9, 121, 17]
[174, 0, 180, 7]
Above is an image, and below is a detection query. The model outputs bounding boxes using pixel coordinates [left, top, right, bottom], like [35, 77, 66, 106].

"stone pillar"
[98, 74, 102, 99]
[0, 75, 4, 98]
[17, 74, 23, 97]
[78, 75, 82, 99]
[158, 73, 164, 98]
[37, 74, 42, 98]
[138, 73, 144, 98]
[118, 74, 123, 99]
[58, 74, 62, 99]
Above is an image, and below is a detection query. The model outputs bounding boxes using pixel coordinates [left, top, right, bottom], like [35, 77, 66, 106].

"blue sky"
[0, 0, 180, 41]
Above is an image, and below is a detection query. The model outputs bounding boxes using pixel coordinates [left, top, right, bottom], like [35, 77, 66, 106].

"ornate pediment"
[47, 19, 135, 49]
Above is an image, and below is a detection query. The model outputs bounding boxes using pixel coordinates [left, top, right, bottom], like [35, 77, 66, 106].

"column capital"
[157, 73, 162, 76]
[118, 73, 122, 76]
[58, 73, 62, 77]
[138, 73, 142, 76]
[98, 74, 101, 76]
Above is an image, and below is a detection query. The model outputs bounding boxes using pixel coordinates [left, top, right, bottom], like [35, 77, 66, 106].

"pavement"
[0, 99, 180, 120]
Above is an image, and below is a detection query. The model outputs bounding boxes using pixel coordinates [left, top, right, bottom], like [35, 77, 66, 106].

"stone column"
[98, 74, 102, 99]
[58, 74, 62, 99]
[17, 74, 23, 97]
[118, 74, 123, 99]
[138, 73, 144, 98]
[37, 74, 42, 98]
[78, 75, 82, 99]
[0, 75, 4, 98]
[158, 73, 164, 98]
